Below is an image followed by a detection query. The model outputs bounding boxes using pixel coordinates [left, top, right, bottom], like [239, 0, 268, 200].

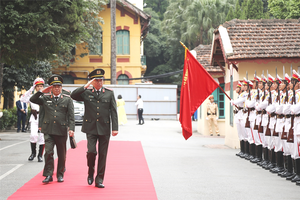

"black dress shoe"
[95, 183, 105, 188]
[42, 176, 53, 183]
[57, 177, 64, 182]
[38, 156, 43, 162]
[87, 176, 94, 185]
[22, 130, 26, 132]
[28, 154, 36, 161]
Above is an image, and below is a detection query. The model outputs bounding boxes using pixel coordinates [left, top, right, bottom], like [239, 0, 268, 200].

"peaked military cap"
[89, 68, 105, 79]
[48, 75, 63, 86]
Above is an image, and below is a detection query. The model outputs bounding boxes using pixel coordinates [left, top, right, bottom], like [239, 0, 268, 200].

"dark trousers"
[17, 113, 26, 131]
[138, 108, 144, 124]
[87, 134, 110, 184]
[43, 134, 67, 178]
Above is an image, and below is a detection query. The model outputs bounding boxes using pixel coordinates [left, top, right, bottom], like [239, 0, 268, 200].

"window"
[211, 83, 225, 119]
[117, 74, 129, 85]
[89, 34, 102, 55]
[116, 30, 130, 55]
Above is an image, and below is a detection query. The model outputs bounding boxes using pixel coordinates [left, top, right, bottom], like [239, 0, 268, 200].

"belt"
[262, 110, 267, 114]
[295, 113, 300, 117]
[238, 107, 243, 110]
[285, 114, 291, 118]
[207, 113, 216, 115]
[277, 114, 284, 119]
[249, 107, 255, 111]
[269, 112, 276, 117]
[257, 111, 262, 115]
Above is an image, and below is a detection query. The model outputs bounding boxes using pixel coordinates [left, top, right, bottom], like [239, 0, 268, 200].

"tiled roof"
[220, 19, 300, 60]
[193, 44, 224, 73]
[118, 0, 151, 20]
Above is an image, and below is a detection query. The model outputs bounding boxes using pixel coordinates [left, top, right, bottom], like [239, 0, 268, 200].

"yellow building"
[53, 0, 151, 85]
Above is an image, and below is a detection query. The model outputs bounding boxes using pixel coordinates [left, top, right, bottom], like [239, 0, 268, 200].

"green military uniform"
[30, 78, 74, 181]
[71, 85, 118, 185]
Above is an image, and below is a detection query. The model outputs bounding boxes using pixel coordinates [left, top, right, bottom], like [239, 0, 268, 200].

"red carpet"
[8, 141, 157, 200]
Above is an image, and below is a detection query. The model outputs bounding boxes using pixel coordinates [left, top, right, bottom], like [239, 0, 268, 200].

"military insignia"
[54, 77, 58, 80]
[97, 70, 100, 74]
[47, 101, 52, 103]
[89, 95, 94, 98]
[103, 88, 105, 93]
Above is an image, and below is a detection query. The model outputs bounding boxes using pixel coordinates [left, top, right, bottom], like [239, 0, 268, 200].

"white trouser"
[274, 132, 283, 152]
[268, 129, 275, 150]
[30, 121, 44, 144]
[252, 122, 262, 145]
[236, 119, 247, 141]
[263, 126, 269, 148]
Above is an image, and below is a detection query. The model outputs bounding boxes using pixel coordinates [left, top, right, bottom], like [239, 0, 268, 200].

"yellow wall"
[55, 4, 144, 85]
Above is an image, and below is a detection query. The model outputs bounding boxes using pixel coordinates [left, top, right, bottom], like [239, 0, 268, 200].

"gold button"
[97, 113, 99, 115]
[97, 107, 99, 109]
[54, 121, 56, 123]
[54, 116, 56, 118]
[97, 119, 99, 121]
[55, 110, 56, 112]
[97, 101, 99, 103]
[86, 120, 88, 121]
[56, 105, 57, 107]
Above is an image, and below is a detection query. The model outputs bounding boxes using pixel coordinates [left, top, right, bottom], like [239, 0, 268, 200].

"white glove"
[230, 100, 234, 106]
[30, 85, 35, 92]
[297, 135, 300, 146]
[206, 117, 209, 120]
[216, 117, 218, 120]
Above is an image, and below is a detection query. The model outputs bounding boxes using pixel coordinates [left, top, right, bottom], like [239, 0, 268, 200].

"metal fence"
[63, 84, 178, 120]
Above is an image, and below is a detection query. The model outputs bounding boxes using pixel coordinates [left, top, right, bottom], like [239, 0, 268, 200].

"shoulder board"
[63, 88, 70, 92]
[62, 94, 70, 97]
[104, 87, 113, 91]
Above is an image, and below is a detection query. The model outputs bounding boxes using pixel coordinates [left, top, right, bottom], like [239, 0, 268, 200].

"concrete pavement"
[0, 119, 299, 200]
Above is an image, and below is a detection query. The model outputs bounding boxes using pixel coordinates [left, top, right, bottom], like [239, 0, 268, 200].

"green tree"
[268, 0, 300, 19]
[0, 0, 107, 104]
[2, 62, 52, 109]
[144, 0, 169, 20]
[226, 7, 235, 21]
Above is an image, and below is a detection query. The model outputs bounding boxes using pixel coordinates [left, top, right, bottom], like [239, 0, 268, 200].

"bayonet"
[283, 65, 285, 77]
[291, 64, 293, 77]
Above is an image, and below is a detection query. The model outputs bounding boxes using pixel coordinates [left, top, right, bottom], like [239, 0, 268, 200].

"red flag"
[179, 49, 219, 140]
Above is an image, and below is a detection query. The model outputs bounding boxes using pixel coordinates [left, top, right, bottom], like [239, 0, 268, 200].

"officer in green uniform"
[71, 68, 118, 188]
[30, 75, 75, 184]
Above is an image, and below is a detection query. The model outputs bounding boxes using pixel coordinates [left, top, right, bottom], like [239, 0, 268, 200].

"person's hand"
[206, 117, 209, 120]
[230, 100, 234, 106]
[69, 130, 74, 137]
[216, 117, 218, 120]
[30, 85, 36, 92]
[112, 130, 118, 136]
[84, 78, 95, 89]
[41, 85, 53, 93]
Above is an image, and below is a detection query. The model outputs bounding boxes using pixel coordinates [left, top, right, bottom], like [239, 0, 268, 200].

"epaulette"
[104, 87, 113, 91]
[62, 94, 70, 97]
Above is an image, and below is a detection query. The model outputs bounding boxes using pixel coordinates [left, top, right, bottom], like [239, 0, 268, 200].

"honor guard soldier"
[270, 75, 285, 173]
[244, 78, 256, 161]
[206, 95, 219, 136]
[231, 80, 249, 158]
[289, 70, 300, 184]
[251, 74, 264, 163]
[264, 74, 278, 170]
[30, 75, 75, 184]
[232, 81, 246, 157]
[71, 69, 118, 188]
[256, 75, 270, 166]
[21, 78, 45, 162]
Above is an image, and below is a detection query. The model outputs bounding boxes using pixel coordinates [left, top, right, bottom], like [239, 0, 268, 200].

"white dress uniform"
[20, 78, 45, 162]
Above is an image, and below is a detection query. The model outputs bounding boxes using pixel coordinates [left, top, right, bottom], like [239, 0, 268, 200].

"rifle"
[281, 88, 289, 140]
[273, 80, 280, 137]
[254, 71, 259, 130]
[245, 77, 251, 128]
[258, 89, 266, 133]
[265, 85, 272, 136]
[287, 90, 295, 143]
